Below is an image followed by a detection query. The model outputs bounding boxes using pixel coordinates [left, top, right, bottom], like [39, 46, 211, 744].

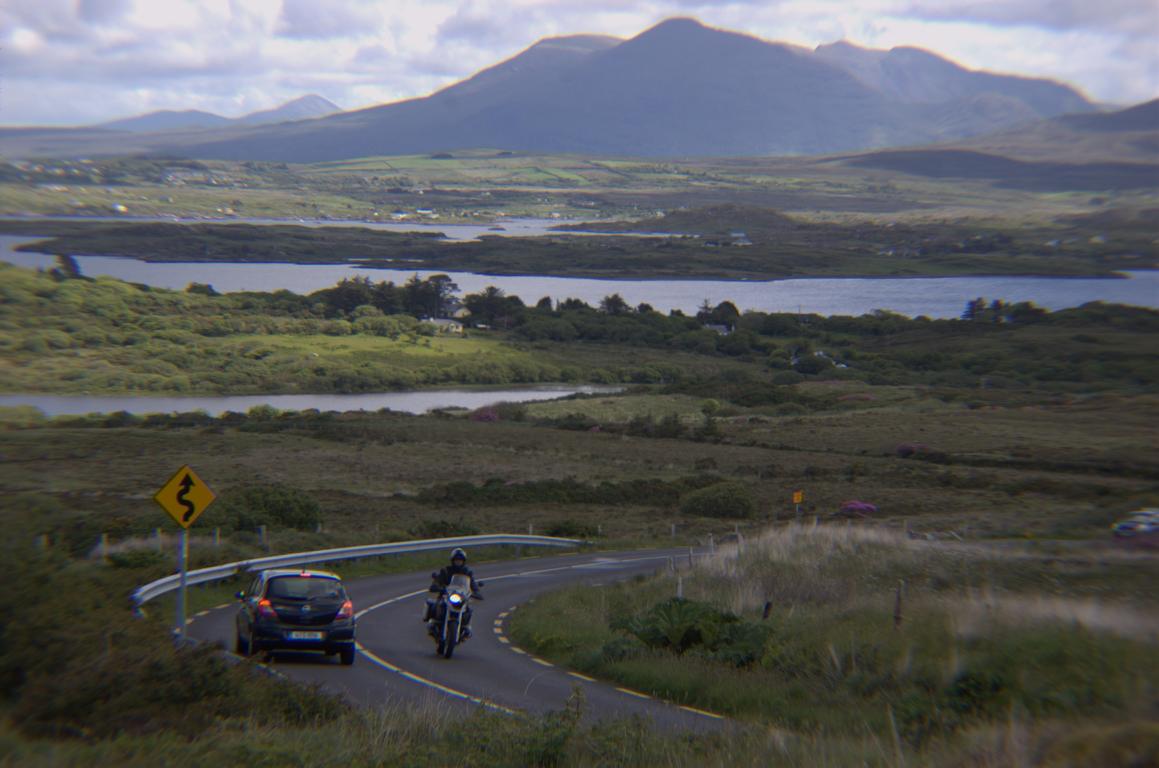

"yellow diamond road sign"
[155, 465, 216, 529]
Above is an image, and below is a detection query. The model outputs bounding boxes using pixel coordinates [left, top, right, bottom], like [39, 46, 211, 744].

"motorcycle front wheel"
[443, 615, 461, 658]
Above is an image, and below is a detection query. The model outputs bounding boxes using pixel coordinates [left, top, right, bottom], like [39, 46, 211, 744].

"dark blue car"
[235, 568, 356, 665]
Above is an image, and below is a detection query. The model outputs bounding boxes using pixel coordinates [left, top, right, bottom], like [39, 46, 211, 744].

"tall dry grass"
[686, 523, 1159, 640]
[686, 523, 922, 614]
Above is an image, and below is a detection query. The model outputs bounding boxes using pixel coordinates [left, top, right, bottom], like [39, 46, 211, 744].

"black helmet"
[450, 547, 467, 563]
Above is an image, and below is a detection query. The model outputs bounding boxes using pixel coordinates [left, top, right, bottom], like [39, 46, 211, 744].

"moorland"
[2, 252, 1158, 764]
[1, 116, 1157, 765]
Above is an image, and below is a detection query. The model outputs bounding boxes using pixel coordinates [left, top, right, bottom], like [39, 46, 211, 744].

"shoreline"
[1, 215, 1154, 282]
[5, 241, 1145, 284]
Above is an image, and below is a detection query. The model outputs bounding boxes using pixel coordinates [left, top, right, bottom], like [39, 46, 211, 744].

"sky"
[1, 0, 1156, 126]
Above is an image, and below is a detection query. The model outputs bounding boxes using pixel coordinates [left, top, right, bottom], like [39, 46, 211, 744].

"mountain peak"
[284, 94, 341, 110]
[234, 95, 340, 126]
[650, 17, 708, 31]
[633, 17, 720, 42]
[528, 34, 621, 54]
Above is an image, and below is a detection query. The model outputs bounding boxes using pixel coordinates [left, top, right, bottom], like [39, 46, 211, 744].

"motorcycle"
[427, 573, 483, 658]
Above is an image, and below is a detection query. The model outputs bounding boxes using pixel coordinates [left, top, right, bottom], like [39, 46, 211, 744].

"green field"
[5, 150, 1156, 228]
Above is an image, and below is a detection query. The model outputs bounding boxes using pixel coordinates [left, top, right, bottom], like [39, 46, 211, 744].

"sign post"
[793, 489, 804, 521]
[153, 465, 216, 642]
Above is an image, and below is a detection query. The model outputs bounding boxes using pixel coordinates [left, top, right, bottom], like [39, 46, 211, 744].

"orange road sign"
[793, 490, 804, 504]
[154, 465, 216, 529]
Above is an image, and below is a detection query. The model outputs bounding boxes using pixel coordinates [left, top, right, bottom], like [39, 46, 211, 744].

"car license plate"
[288, 631, 323, 640]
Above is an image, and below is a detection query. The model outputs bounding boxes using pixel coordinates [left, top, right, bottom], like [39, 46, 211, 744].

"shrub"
[107, 549, 167, 569]
[408, 519, 481, 539]
[795, 355, 833, 375]
[616, 598, 737, 654]
[680, 482, 756, 519]
[614, 598, 770, 666]
[545, 519, 600, 539]
[493, 401, 529, 421]
[207, 484, 322, 531]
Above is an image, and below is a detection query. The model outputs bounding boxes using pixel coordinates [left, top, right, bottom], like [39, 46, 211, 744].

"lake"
[0, 385, 621, 417]
[2, 234, 1156, 319]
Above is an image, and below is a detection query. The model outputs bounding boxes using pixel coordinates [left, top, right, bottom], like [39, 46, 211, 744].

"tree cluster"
[307, 274, 459, 319]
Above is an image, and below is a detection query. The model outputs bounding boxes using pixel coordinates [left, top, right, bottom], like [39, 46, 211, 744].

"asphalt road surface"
[188, 548, 728, 730]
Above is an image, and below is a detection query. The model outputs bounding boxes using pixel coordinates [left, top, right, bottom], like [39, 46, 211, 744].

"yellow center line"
[616, 687, 652, 700]
[357, 643, 518, 716]
[568, 672, 596, 682]
[679, 705, 725, 720]
[531, 657, 554, 667]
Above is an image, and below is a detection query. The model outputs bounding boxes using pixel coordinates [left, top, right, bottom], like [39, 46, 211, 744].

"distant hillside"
[233, 95, 341, 126]
[97, 95, 340, 133]
[168, 18, 1096, 162]
[814, 41, 1090, 117]
[99, 110, 233, 133]
[1057, 99, 1159, 132]
[928, 98, 1159, 167]
[841, 149, 1156, 190]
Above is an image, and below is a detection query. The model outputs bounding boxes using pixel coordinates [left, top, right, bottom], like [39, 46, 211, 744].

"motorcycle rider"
[424, 547, 483, 635]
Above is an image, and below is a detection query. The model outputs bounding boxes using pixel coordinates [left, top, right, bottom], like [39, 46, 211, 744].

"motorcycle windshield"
[448, 574, 471, 591]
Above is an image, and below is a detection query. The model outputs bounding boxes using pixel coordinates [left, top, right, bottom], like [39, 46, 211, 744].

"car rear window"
[267, 576, 345, 600]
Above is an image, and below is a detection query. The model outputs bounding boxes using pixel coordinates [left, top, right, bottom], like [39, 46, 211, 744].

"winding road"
[188, 548, 727, 730]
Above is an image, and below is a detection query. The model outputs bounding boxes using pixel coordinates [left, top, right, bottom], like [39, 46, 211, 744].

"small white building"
[428, 318, 464, 335]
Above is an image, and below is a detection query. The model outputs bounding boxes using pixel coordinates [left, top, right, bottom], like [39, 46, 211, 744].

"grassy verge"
[508, 524, 1159, 756]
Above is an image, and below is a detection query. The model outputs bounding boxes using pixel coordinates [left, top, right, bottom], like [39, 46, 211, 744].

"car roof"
[259, 568, 343, 580]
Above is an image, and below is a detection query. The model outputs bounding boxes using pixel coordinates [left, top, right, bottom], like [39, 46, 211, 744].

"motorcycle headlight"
[448, 593, 464, 607]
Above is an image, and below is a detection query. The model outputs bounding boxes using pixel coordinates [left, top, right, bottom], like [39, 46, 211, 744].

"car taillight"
[336, 599, 354, 620]
[257, 598, 277, 619]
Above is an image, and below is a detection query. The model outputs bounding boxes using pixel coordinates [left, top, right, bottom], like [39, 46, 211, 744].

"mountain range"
[97, 95, 341, 133]
[3, 18, 1151, 165]
[167, 17, 1100, 162]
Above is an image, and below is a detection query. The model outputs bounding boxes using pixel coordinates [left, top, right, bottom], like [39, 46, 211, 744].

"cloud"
[900, 0, 1158, 35]
[276, 0, 384, 40]
[77, 0, 132, 24]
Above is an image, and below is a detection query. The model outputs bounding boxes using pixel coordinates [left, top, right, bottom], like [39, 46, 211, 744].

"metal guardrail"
[131, 534, 583, 609]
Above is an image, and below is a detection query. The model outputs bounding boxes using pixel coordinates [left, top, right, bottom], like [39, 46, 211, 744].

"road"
[188, 548, 727, 730]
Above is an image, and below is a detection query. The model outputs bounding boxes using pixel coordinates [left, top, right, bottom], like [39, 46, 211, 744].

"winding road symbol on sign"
[176, 474, 197, 523]
[155, 465, 216, 529]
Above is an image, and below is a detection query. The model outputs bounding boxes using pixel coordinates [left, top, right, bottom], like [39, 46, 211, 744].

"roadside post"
[153, 465, 216, 643]
[793, 489, 804, 521]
